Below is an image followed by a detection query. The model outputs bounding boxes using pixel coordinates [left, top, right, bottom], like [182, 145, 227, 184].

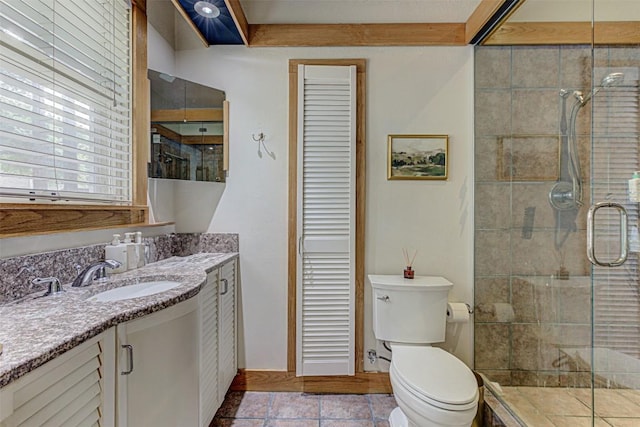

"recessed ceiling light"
[194, 1, 220, 19]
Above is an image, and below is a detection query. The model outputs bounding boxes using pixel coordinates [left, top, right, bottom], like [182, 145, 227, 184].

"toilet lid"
[391, 345, 478, 408]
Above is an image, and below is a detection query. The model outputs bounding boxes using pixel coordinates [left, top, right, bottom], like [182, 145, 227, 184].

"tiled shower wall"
[474, 45, 640, 387]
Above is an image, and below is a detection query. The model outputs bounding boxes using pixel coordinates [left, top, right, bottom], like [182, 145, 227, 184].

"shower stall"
[474, 1, 640, 424]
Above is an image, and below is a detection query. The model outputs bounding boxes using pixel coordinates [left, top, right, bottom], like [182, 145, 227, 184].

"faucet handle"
[32, 277, 64, 296]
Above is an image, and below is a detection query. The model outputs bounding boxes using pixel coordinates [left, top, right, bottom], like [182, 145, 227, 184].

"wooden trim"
[223, 100, 230, 172]
[288, 59, 367, 73]
[169, 0, 209, 47]
[0, 205, 148, 238]
[288, 59, 367, 375]
[150, 108, 224, 123]
[132, 1, 149, 212]
[250, 23, 465, 47]
[231, 370, 392, 394]
[484, 21, 640, 45]
[465, 0, 513, 44]
[153, 124, 182, 143]
[223, 0, 249, 46]
[180, 135, 223, 145]
[354, 64, 366, 373]
[287, 66, 298, 373]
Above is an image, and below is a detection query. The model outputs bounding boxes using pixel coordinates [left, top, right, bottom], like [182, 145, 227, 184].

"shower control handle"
[587, 202, 628, 267]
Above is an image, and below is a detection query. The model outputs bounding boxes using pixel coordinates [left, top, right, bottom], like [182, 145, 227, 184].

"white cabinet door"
[199, 270, 219, 427]
[117, 298, 199, 427]
[0, 329, 115, 427]
[218, 260, 237, 403]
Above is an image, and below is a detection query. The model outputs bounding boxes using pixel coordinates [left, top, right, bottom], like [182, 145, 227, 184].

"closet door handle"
[587, 202, 628, 267]
[121, 344, 134, 375]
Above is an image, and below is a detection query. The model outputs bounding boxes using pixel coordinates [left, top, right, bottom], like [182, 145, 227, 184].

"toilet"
[369, 275, 478, 427]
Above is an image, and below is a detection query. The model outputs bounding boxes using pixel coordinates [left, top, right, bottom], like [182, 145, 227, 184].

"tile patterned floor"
[497, 386, 640, 427]
[210, 392, 397, 427]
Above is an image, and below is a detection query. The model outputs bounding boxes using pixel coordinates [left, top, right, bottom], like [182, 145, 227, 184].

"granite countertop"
[0, 252, 238, 389]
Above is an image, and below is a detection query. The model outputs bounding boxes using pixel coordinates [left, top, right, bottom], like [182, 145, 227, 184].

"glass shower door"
[589, 10, 640, 419]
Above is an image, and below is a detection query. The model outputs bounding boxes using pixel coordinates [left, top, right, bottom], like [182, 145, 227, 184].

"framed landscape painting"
[387, 134, 448, 180]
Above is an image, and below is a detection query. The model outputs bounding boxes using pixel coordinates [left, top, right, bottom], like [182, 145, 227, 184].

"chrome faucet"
[32, 277, 64, 296]
[72, 260, 122, 287]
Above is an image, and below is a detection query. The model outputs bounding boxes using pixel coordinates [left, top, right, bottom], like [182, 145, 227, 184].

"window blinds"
[0, 0, 132, 203]
[592, 67, 640, 357]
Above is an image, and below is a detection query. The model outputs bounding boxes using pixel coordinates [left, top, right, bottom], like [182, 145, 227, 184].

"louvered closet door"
[296, 64, 356, 376]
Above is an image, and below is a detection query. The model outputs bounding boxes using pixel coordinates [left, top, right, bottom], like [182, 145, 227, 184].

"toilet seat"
[390, 345, 478, 412]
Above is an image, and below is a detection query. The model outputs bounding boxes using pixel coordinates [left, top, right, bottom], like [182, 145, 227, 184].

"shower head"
[577, 72, 625, 105]
[601, 72, 625, 88]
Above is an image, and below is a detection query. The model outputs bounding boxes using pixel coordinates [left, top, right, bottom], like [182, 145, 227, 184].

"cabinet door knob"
[220, 278, 229, 296]
[121, 344, 134, 375]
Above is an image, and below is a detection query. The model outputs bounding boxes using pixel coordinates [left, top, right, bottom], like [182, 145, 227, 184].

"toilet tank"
[369, 275, 453, 344]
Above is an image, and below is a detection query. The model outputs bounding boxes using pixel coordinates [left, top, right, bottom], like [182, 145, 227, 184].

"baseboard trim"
[231, 369, 392, 394]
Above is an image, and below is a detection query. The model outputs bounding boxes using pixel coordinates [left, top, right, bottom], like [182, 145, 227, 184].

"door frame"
[288, 59, 366, 374]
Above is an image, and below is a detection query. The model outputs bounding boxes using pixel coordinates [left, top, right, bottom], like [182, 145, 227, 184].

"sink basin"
[88, 280, 182, 302]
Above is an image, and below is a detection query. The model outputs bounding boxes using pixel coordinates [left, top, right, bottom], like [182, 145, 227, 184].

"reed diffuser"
[403, 248, 417, 279]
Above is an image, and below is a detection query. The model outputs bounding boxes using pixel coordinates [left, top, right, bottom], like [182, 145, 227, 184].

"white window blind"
[0, 0, 132, 203]
[592, 67, 640, 357]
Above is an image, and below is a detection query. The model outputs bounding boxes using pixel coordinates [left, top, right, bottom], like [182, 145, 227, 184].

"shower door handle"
[587, 202, 628, 267]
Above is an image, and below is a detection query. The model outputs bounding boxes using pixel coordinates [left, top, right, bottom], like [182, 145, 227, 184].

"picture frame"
[387, 134, 449, 180]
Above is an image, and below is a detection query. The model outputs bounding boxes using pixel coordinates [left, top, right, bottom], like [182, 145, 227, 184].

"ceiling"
[147, 0, 640, 48]
[147, 0, 489, 47]
[240, 0, 484, 24]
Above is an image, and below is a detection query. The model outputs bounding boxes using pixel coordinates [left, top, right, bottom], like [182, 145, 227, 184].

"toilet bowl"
[369, 275, 478, 427]
[389, 345, 478, 427]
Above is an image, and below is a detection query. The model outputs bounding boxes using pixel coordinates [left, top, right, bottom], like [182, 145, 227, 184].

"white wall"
[173, 45, 475, 370]
[148, 23, 176, 75]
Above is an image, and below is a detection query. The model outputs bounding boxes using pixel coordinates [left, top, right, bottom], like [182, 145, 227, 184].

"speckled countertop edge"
[0, 252, 238, 389]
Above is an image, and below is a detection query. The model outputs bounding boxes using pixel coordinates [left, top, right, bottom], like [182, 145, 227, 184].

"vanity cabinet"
[218, 259, 237, 403]
[116, 297, 199, 427]
[0, 329, 116, 427]
[199, 269, 219, 427]
[0, 258, 237, 427]
[116, 258, 237, 427]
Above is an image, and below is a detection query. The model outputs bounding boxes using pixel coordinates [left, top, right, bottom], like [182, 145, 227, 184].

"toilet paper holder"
[446, 302, 474, 316]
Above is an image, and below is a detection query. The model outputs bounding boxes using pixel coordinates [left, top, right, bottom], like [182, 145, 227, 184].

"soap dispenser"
[105, 234, 128, 273]
[123, 232, 138, 271]
[135, 231, 146, 268]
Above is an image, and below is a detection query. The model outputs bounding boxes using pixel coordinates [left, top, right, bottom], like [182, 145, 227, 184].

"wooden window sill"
[0, 205, 170, 238]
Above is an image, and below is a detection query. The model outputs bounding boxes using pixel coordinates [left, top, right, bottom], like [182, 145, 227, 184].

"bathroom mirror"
[148, 70, 227, 182]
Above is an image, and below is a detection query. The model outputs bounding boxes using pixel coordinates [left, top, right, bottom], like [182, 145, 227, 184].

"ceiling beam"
[224, 0, 249, 46]
[465, 0, 518, 44]
[485, 21, 640, 45]
[248, 23, 466, 47]
[170, 0, 209, 47]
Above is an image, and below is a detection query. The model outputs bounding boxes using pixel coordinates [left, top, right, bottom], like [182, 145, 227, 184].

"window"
[0, 0, 148, 236]
[0, 0, 131, 203]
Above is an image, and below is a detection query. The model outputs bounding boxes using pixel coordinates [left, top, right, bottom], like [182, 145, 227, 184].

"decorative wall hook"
[252, 132, 265, 143]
